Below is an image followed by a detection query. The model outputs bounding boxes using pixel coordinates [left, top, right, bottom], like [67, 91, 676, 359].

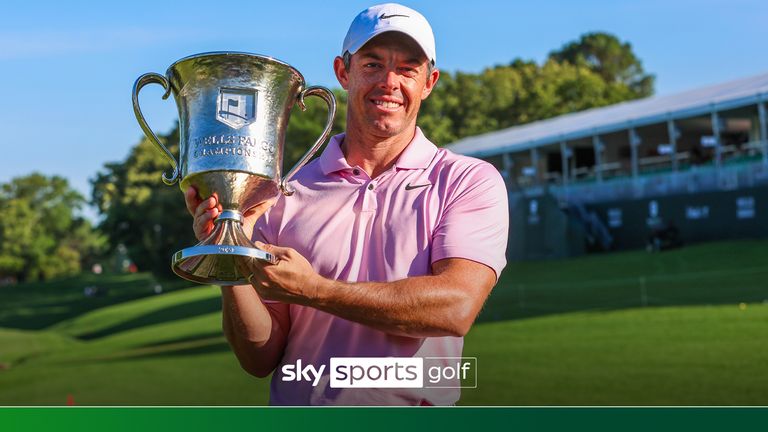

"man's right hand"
[184, 187, 223, 241]
[184, 186, 276, 242]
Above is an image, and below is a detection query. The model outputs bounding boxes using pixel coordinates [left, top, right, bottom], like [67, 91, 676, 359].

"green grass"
[0, 239, 767, 405]
[0, 286, 269, 405]
[0, 273, 189, 330]
[462, 304, 768, 405]
[482, 239, 768, 321]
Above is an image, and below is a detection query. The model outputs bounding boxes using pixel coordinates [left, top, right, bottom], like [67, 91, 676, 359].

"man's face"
[334, 32, 439, 138]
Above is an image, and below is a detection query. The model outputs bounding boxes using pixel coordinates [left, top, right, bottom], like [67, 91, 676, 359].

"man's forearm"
[307, 271, 481, 338]
[221, 285, 287, 377]
[247, 251, 496, 339]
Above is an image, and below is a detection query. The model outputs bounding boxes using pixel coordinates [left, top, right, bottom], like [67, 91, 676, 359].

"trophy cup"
[132, 52, 335, 285]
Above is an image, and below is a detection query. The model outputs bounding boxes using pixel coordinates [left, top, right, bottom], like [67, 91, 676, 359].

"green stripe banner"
[1, 408, 767, 432]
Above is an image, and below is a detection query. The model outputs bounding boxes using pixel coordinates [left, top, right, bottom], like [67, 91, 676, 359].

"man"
[185, 3, 508, 405]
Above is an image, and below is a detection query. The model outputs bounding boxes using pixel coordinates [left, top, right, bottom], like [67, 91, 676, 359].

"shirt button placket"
[363, 181, 377, 211]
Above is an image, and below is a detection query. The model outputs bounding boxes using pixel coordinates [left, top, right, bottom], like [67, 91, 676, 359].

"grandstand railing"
[516, 148, 768, 205]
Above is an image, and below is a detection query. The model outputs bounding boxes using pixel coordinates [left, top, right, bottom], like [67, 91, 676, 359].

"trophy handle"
[280, 86, 337, 196]
[132, 73, 180, 186]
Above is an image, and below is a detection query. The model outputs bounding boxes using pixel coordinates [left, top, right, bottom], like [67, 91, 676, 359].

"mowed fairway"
[462, 304, 768, 405]
[1, 239, 767, 405]
[0, 285, 270, 405]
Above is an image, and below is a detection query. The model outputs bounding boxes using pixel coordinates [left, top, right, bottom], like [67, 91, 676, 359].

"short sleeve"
[252, 216, 273, 245]
[431, 161, 509, 280]
[250, 201, 282, 304]
[251, 199, 282, 245]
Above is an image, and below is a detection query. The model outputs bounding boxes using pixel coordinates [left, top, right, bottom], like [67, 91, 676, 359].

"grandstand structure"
[446, 72, 768, 259]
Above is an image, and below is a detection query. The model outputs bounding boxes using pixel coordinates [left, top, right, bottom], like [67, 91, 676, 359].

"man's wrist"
[305, 274, 332, 307]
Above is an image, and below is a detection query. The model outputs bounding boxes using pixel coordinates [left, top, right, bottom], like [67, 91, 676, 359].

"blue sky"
[1, 0, 767, 219]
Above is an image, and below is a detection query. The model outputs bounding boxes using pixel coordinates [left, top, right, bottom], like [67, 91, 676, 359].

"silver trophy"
[132, 52, 335, 285]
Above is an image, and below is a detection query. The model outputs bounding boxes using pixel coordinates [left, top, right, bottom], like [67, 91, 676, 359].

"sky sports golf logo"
[280, 357, 477, 389]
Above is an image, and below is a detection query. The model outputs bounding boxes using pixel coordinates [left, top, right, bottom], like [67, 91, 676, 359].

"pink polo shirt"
[253, 127, 508, 405]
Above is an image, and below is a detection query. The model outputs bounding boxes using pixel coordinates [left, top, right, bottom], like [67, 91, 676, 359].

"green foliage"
[0, 173, 104, 282]
[418, 54, 651, 144]
[92, 127, 196, 278]
[284, 88, 347, 169]
[417, 32, 654, 144]
[548, 31, 655, 98]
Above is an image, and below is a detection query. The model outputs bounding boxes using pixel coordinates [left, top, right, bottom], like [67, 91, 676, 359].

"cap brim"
[346, 27, 434, 64]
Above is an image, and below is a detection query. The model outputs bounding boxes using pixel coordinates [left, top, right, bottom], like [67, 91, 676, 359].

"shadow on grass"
[477, 255, 768, 323]
[127, 341, 232, 360]
[6, 240, 768, 334]
[0, 273, 191, 330]
[77, 297, 221, 340]
[74, 332, 232, 365]
[138, 331, 224, 349]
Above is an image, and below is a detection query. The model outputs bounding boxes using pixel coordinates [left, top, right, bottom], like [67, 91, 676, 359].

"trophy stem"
[171, 210, 275, 285]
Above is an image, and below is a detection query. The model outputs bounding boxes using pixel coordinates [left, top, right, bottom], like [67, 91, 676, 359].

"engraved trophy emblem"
[216, 88, 257, 129]
[132, 52, 336, 285]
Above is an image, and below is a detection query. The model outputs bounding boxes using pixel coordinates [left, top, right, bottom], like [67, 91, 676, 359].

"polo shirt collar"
[318, 133, 353, 175]
[393, 127, 438, 170]
[318, 127, 438, 176]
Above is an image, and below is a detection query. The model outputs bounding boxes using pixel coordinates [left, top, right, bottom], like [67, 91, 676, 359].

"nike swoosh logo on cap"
[379, 13, 409, 20]
[405, 183, 431, 191]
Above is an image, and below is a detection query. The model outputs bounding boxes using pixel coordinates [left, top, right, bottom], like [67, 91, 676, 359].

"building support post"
[559, 141, 569, 186]
[629, 128, 640, 180]
[667, 118, 679, 171]
[530, 147, 540, 185]
[592, 135, 603, 182]
[758, 102, 768, 168]
[711, 110, 723, 172]
[501, 153, 513, 181]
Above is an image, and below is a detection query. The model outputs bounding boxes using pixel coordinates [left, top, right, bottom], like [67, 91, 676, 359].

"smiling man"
[185, 3, 509, 405]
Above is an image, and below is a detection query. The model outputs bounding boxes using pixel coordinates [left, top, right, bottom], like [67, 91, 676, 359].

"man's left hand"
[238, 242, 322, 305]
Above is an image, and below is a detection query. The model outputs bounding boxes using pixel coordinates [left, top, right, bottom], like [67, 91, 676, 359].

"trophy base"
[171, 210, 275, 285]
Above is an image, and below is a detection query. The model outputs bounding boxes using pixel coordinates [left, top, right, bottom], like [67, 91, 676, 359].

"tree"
[92, 127, 194, 278]
[0, 173, 104, 282]
[418, 33, 655, 144]
[548, 32, 655, 98]
[418, 58, 641, 144]
[284, 88, 348, 169]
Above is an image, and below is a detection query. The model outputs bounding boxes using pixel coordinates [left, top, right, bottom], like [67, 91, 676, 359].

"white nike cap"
[342, 3, 437, 65]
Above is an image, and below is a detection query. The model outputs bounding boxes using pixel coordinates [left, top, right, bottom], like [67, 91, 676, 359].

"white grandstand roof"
[445, 71, 768, 158]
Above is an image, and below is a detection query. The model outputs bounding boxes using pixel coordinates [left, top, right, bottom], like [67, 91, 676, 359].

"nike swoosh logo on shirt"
[405, 183, 431, 191]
